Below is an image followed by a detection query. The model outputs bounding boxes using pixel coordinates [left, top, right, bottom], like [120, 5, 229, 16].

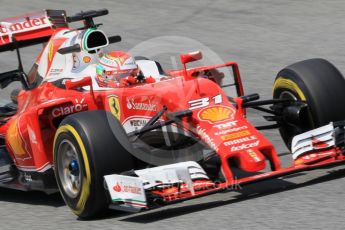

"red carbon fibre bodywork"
[2, 68, 344, 183]
[0, 74, 247, 173]
[0, 11, 53, 46]
[1, 10, 345, 207]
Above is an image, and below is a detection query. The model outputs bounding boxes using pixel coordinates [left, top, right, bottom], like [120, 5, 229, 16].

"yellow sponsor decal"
[247, 149, 261, 162]
[48, 42, 54, 62]
[294, 158, 304, 165]
[221, 130, 251, 141]
[7, 119, 26, 156]
[249, 151, 258, 159]
[199, 106, 234, 123]
[108, 95, 121, 120]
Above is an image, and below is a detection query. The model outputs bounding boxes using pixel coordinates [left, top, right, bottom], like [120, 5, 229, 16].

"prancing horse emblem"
[108, 95, 121, 120]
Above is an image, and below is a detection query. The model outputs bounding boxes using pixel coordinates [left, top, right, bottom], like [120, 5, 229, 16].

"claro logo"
[52, 99, 88, 118]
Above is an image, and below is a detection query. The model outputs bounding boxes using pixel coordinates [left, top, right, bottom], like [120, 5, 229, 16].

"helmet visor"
[97, 65, 138, 82]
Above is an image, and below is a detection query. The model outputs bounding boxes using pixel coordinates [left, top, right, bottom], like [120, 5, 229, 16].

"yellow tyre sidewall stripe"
[54, 124, 91, 216]
[273, 77, 307, 101]
[274, 77, 315, 127]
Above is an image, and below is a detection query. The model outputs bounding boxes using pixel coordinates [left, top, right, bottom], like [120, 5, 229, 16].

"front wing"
[104, 122, 345, 212]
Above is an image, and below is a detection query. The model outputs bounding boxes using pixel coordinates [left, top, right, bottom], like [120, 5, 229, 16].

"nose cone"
[235, 149, 266, 172]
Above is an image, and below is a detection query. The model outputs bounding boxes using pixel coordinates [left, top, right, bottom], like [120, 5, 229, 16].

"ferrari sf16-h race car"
[1, 9, 345, 219]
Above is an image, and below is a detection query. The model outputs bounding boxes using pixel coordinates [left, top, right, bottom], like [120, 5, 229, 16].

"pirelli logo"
[221, 130, 251, 141]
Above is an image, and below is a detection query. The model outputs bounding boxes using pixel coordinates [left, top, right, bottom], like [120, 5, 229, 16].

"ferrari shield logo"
[108, 95, 121, 120]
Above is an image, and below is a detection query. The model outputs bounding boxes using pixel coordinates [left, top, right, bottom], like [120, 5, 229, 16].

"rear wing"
[0, 9, 67, 52]
[0, 9, 112, 90]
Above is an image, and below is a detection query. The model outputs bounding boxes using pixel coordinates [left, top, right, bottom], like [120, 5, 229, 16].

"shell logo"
[83, 56, 91, 63]
[198, 106, 235, 123]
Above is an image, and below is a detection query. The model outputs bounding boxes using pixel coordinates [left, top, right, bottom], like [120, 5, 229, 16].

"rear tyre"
[53, 110, 134, 219]
[273, 58, 345, 147]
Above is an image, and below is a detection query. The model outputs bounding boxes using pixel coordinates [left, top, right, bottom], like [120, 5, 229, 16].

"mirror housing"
[180, 51, 203, 65]
[65, 76, 95, 101]
[180, 51, 203, 80]
[65, 76, 92, 89]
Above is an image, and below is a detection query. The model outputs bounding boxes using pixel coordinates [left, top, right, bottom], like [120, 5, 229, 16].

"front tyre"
[53, 110, 134, 219]
[273, 58, 345, 147]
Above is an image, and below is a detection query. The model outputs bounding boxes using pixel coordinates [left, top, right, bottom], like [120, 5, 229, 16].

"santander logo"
[112, 181, 142, 194]
[0, 16, 50, 35]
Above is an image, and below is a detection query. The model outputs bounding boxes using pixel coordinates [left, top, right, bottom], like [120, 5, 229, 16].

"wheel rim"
[279, 90, 298, 101]
[277, 89, 314, 147]
[279, 89, 312, 128]
[57, 139, 82, 198]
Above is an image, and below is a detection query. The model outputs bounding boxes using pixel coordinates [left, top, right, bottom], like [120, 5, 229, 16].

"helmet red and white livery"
[96, 51, 138, 87]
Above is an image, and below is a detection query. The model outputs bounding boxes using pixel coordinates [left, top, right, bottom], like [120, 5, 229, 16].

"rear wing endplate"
[0, 9, 67, 52]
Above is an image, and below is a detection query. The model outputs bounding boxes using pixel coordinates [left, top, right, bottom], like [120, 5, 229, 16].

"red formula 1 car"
[1, 9, 345, 219]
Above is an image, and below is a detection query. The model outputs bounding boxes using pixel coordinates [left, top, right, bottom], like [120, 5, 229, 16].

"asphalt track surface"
[1, 0, 345, 229]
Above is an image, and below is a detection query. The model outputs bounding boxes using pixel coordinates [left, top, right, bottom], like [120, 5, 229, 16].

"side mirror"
[180, 51, 203, 65]
[65, 76, 95, 101]
[180, 51, 203, 80]
[65, 76, 93, 89]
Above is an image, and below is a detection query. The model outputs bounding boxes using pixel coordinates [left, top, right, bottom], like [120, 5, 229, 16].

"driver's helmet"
[96, 51, 138, 87]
